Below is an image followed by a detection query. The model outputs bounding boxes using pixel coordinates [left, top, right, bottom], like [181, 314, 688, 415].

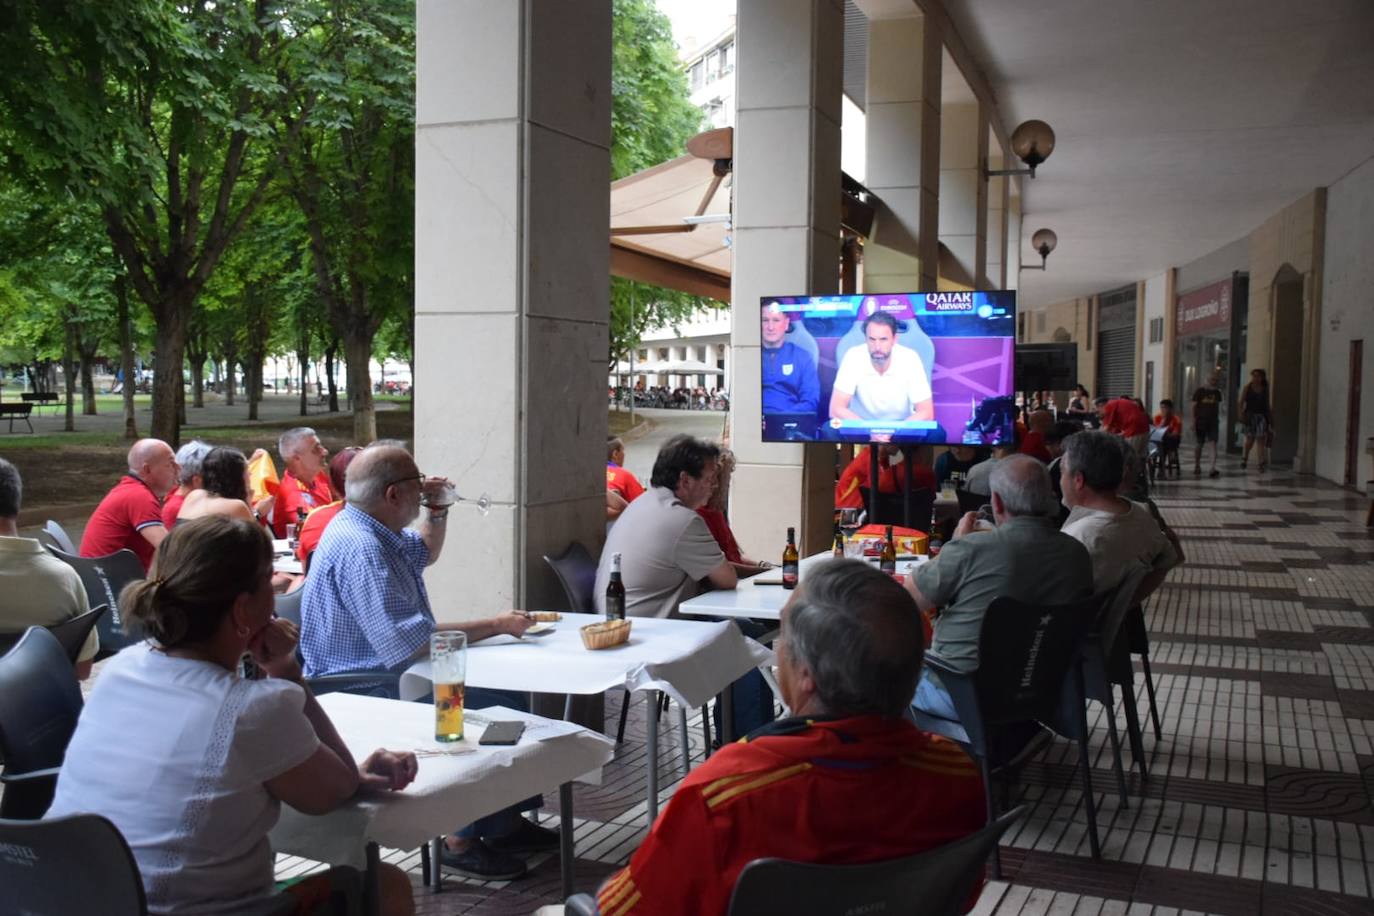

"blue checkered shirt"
[300, 504, 435, 678]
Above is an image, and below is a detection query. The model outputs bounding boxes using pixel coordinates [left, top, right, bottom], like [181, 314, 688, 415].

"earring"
[236, 625, 250, 638]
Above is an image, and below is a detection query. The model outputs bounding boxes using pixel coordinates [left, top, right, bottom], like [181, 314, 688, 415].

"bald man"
[80, 438, 179, 570]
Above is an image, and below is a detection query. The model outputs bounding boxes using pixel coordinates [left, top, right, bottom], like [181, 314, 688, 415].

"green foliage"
[608, 0, 721, 366]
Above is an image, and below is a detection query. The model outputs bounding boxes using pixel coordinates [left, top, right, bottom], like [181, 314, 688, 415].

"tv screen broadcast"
[760, 291, 1017, 445]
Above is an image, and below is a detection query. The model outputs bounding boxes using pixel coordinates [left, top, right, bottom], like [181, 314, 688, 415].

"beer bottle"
[782, 527, 800, 589]
[832, 522, 845, 558]
[928, 508, 944, 557]
[880, 525, 897, 574]
[605, 552, 626, 620]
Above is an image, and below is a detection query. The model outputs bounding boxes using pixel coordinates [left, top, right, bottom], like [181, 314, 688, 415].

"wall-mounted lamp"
[986, 120, 1057, 179]
[1020, 228, 1057, 271]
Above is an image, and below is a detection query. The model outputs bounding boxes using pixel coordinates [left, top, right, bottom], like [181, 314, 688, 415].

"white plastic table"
[271, 539, 303, 574]
[269, 693, 615, 906]
[398, 613, 773, 821]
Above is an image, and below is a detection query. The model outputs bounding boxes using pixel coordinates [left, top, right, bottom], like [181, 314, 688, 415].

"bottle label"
[606, 595, 625, 620]
[880, 557, 896, 574]
[782, 561, 799, 589]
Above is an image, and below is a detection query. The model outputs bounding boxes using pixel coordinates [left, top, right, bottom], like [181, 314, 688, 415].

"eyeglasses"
[384, 473, 425, 491]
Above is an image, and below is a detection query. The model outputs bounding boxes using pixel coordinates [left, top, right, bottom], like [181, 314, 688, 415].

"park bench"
[20, 392, 60, 415]
[0, 402, 34, 433]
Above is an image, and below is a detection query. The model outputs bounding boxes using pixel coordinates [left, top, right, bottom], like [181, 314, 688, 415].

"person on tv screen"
[760, 304, 820, 415]
[828, 311, 934, 426]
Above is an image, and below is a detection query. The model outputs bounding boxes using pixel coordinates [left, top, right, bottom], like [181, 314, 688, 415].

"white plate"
[524, 622, 556, 637]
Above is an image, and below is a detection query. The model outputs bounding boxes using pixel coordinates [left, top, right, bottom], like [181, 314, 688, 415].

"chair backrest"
[274, 587, 304, 628]
[0, 627, 85, 818]
[0, 605, 108, 665]
[1094, 567, 1149, 657]
[861, 486, 936, 531]
[0, 813, 147, 915]
[727, 805, 1025, 916]
[955, 487, 986, 516]
[43, 519, 77, 554]
[784, 319, 821, 367]
[543, 542, 598, 612]
[44, 545, 146, 654]
[972, 593, 1102, 731]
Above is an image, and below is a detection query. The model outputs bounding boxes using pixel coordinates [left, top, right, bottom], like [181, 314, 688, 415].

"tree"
[0, 1, 324, 444]
[608, 0, 720, 370]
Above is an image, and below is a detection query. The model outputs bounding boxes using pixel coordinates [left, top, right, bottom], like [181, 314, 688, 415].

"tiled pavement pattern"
[274, 456, 1374, 915]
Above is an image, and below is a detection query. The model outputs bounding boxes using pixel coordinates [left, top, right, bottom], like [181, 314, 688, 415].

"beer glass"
[431, 631, 467, 742]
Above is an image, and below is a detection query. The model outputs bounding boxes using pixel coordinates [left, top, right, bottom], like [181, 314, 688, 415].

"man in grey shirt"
[962, 442, 1015, 497]
[907, 454, 1093, 721]
[595, 435, 737, 618]
[1060, 430, 1182, 599]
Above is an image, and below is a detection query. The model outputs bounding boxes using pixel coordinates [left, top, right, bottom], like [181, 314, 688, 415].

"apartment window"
[1035, 311, 1047, 334]
[637, 349, 648, 362]
[724, 42, 735, 73]
[689, 61, 704, 90]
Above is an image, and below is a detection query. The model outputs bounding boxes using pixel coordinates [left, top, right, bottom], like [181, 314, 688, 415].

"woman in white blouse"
[48, 515, 417, 916]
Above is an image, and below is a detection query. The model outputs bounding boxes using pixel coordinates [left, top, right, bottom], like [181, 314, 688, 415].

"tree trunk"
[224, 343, 238, 407]
[325, 339, 339, 412]
[177, 374, 187, 427]
[115, 272, 138, 439]
[150, 306, 189, 446]
[246, 351, 264, 421]
[343, 330, 376, 443]
[78, 350, 97, 415]
[62, 314, 76, 432]
[190, 357, 205, 408]
[298, 350, 309, 416]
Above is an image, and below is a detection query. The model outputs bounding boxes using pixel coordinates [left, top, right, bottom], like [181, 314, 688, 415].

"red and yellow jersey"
[598, 715, 986, 916]
[270, 470, 333, 539]
[835, 448, 937, 509]
[606, 463, 646, 503]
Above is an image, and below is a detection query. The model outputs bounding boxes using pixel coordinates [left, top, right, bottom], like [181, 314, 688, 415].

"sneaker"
[1209, 469, 1221, 478]
[439, 840, 527, 880]
[484, 818, 560, 855]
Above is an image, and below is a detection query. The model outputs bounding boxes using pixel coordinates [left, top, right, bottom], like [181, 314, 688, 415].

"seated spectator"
[934, 445, 981, 491]
[80, 438, 178, 570]
[1099, 396, 1150, 460]
[1018, 409, 1055, 463]
[268, 427, 332, 538]
[297, 446, 362, 569]
[908, 455, 1093, 723]
[606, 437, 645, 522]
[598, 560, 986, 915]
[834, 445, 936, 510]
[161, 440, 212, 528]
[0, 458, 97, 679]
[300, 442, 551, 880]
[1066, 384, 1093, 424]
[962, 442, 1016, 497]
[1059, 430, 1182, 598]
[1153, 399, 1183, 473]
[696, 448, 772, 577]
[176, 447, 256, 525]
[1045, 421, 1085, 518]
[595, 434, 736, 618]
[47, 516, 417, 916]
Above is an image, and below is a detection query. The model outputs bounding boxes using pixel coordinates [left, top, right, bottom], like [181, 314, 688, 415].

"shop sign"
[1176, 278, 1232, 337]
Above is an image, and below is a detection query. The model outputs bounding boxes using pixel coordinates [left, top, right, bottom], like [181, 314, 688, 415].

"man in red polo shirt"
[606, 437, 645, 521]
[268, 427, 332, 538]
[80, 439, 179, 570]
[1099, 396, 1151, 460]
[296, 446, 361, 569]
[595, 560, 986, 916]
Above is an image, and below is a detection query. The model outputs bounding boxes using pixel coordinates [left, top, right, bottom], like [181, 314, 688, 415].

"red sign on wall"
[1176, 278, 1233, 338]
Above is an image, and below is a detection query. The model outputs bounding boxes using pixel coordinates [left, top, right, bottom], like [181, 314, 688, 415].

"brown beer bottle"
[832, 523, 845, 558]
[880, 525, 897, 574]
[605, 552, 626, 620]
[782, 527, 800, 589]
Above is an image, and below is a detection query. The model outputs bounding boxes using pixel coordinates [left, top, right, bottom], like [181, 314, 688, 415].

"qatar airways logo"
[925, 292, 975, 312]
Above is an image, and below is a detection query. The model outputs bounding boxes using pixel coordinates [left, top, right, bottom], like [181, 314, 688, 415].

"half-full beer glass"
[431, 631, 467, 742]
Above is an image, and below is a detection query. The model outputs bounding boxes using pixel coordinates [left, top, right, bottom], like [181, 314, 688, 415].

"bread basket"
[580, 618, 632, 650]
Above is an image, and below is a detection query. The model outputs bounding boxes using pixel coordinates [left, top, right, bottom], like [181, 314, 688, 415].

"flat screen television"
[759, 291, 1017, 445]
[1015, 343, 1078, 393]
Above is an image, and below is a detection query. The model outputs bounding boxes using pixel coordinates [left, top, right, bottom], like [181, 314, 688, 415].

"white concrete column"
[1005, 188, 1022, 292]
[862, 13, 941, 292]
[986, 132, 1009, 290]
[414, 1, 611, 617]
[938, 60, 987, 289]
[729, 0, 844, 559]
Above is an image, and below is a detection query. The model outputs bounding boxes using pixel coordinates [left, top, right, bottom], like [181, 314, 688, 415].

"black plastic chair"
[859, 486, 936, 531]
[44, 545, 147, 656]
[0, 814, 147, 914]
[565, 806, 1026, 916]
[955, 488, 986, 516]
[0, 604, 107, 665]
[915, 593, 1104, 873]
[43, 519, 77, 554]
[543, 542, 598, 612]
[0, 627, 85, 819]
[275, 587, 304, 628]
[1125, 602, 1164, 740]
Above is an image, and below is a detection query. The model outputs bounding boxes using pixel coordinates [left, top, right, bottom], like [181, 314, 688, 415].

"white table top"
[678, 552, 928, 621]
[269, 693, 614, 867]
[399, 612, 773, 709]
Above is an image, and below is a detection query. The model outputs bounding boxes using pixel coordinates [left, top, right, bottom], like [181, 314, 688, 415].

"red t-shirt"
[80, 475, 165, 570]
[835, 448, 937, 509]
[606, 463, 646, 503]
[598, 716, 987, 916]
[1019, 431, 1052, 462]
[696, 506, 743, 564]
[297, 500, 344, 569]
[271, 471, 333, 539]
[1102, 398, 1150, 437]
[160, 488, 188, 529]
[1153, 413, 1182, 437]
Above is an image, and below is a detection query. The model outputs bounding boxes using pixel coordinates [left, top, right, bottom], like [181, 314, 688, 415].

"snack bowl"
[580, 618, 632, 650]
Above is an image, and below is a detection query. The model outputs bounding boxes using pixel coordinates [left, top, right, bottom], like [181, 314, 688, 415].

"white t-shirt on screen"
[47, 643, 320, 915]
[832, 342, 933, 420]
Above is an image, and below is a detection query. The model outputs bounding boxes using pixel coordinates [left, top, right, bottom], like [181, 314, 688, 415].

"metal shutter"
[1097, 327, 1135, 398]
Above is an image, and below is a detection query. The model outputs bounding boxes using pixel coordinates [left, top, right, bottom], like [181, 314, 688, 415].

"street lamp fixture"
[1020, 228, 1058, 271]
[986, 120, 1057, 179]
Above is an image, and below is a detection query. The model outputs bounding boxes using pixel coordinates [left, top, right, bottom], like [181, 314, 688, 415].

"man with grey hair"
[80, 438, 178, 570]
[0, 458, 97, 678]
[160, 439, 213, 528]
[267, 426, 331, 538]
[594, 560, 986, 916]
[301, 441, 552, 880]
[907, 454, 1093, 721]
[1060, 430, 1181, 599]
